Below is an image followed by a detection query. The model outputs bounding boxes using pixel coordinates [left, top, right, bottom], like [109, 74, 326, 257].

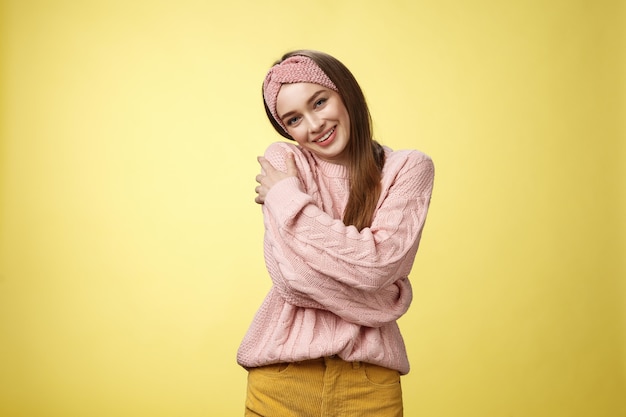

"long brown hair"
[263, 50, 385, 231]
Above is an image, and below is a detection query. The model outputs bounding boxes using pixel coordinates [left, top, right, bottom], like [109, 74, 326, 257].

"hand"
[255, 153, 298, 204]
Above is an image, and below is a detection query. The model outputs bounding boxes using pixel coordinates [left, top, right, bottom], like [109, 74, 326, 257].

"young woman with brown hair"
[237, 50, 435, 416]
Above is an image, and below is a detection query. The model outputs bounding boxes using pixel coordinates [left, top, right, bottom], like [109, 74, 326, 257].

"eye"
[286, 116, 300, 126]
[314, 97, 327, 108]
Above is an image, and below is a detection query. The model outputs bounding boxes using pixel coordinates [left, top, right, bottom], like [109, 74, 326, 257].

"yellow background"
[1, 0, 624, 416]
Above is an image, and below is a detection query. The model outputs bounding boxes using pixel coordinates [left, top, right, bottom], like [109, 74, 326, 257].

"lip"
[313, 127, 336, 147]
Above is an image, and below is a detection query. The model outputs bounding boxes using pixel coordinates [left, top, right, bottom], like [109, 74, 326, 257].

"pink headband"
[263, 55, 338, 132]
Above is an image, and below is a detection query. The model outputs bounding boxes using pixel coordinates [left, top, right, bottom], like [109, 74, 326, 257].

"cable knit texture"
[237, 142, 434, 375]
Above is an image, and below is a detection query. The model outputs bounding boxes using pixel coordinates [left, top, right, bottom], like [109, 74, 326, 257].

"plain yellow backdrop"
[0, 0, 624, 416]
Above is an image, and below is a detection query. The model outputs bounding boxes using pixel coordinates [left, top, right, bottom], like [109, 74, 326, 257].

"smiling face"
[276, 82, 351, 166]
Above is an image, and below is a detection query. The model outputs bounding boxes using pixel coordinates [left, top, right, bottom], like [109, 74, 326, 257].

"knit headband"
[263, 55, 338, 132]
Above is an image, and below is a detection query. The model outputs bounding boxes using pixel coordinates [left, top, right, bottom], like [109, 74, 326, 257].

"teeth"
[316, 128, 334, 143]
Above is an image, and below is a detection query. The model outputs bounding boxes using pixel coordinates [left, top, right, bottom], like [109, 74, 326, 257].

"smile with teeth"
[314, 128, 335, 143]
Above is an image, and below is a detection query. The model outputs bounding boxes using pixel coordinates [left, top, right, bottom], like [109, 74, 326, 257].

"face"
[275, 82, 351, 165]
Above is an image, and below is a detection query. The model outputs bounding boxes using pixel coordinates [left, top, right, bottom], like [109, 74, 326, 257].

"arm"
[256, 143, 434, 326]
[263, 144, 434, 290]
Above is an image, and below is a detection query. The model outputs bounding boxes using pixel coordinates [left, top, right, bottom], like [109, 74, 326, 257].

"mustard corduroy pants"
[244, 356, 403, 417]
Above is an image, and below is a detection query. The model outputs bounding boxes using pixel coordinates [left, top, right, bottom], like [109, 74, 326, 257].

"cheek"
[290, 129, 308, 145]
[341, 112, 351, 134]
[338, 107, 350, 127]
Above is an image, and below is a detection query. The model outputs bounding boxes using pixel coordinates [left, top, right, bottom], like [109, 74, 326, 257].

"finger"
[285, 153, 298, 176]
[257, 156, 277, 174]
[255, 174, 264, 184]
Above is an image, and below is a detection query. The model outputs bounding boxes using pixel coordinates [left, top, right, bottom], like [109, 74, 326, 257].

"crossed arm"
[254, 144, 433, 327]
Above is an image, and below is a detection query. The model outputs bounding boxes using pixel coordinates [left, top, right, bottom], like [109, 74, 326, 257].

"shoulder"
[380, 147, 435, 197]
[264, 141, 298, 160]
[384, 147, 434, 176]
[264, 141, 303, 166]
[263, 141, 313, 173]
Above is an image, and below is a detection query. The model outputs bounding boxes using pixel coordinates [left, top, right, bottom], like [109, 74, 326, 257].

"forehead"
[276, 83, 334, 114]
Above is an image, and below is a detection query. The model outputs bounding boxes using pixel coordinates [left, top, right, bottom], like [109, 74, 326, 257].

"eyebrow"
[278, 89, 327, 122]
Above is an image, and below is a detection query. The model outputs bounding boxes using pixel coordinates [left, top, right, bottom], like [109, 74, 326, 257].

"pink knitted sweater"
[237, 142, 434, 375]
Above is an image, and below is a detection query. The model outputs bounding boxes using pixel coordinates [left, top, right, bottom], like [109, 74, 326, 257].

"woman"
[237, 50, 435, 416]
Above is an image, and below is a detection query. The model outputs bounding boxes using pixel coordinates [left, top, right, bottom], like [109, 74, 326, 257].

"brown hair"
[263, 50, 385, 231]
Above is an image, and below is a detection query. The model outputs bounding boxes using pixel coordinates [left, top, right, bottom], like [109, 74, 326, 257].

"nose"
[305, 113, 324, 134]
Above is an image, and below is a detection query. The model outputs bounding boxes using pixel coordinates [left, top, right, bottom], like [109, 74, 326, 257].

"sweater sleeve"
[261, 142, 434, 327]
